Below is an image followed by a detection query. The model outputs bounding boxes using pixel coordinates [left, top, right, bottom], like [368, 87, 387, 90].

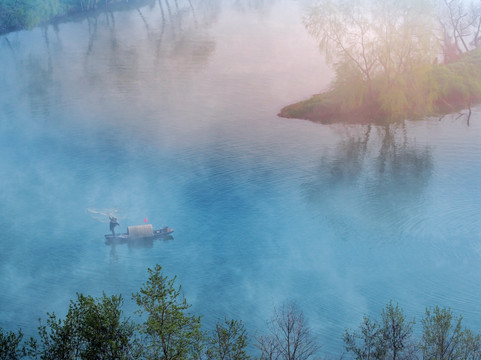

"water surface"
[1, 0, 481, 355]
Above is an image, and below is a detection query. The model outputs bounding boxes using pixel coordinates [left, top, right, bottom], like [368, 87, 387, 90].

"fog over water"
[1, 0, 481, 355]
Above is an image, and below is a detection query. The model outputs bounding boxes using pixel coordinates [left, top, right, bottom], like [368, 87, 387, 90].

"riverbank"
[279, 47, 481, 124]
[0, 0, 153, 35]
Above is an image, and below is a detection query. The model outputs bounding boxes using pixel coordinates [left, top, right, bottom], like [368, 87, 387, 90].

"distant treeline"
[0, 0, 151, 34]
[2, 264, 481, 359]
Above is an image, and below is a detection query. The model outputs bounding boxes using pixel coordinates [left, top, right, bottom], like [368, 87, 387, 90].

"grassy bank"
[279, 47, 481, 124]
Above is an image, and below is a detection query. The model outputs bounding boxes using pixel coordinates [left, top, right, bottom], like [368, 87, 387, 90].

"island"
[279, 0, 481, 125]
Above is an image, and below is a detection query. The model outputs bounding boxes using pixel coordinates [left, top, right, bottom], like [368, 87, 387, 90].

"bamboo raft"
[105, 224, 174, 245]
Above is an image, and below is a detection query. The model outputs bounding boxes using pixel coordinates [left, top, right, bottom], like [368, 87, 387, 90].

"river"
[1, 0, 481, 355]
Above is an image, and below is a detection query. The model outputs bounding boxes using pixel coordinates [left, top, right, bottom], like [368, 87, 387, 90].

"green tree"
[380, 302, 415, 360]
[420, 306, 464, 360]
[0, 0, 30, 32]
[206, 318, 250, 360]
[0, 327, 26, 360]
[459, 329, 481, 360]
[28, 293, 135, 359]
[301, 0, 443, 121]
[343, 316, 385, 360]
[132, 264, 205, 360]
[304, 0, 439, 106]
[0, 0, 62, 32]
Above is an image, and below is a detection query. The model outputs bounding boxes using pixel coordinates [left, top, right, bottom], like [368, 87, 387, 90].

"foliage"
[0, 327, 26, 360]
[304, 0, 439, 101]
[0, 0, 150, 34]
[28, 292, 135, 359]
[458, 329, 481, 360]
[0, 0, 65, 32]
[5, 267, 481, 360]
[280, 46, 481, 123]
[206, 318, 250, 360]
[380, 302, 415, 360]
[331, 61, 370, 111]
[280, 0, 481, 123]
[132, 264, 204, 360]
[256, 302, 319, 360]
[343, 316, 386, 360]
[430, 47, 481, 112]
[344, 304, 481, 360]
[420, 306, 465, 360]
[305, 0, 441, 121]
[344, 303, 416, 360]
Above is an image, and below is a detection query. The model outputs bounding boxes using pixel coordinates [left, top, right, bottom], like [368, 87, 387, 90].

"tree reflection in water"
[1, 0, 221, 122]
[302, 123, 433, 242]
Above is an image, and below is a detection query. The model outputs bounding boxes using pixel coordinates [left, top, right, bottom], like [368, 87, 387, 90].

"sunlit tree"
[133, 265, 205, 360]
[421, 306, 464, 360]
[304, 0, 439, 106]
[459, 329, 481, 360]
[380, 302, 416, 360]
[419, 306, 481, 360]
[28, 293, 135, 359]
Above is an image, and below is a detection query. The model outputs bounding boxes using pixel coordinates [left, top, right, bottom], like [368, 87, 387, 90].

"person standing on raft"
[109, 216, 120, 236]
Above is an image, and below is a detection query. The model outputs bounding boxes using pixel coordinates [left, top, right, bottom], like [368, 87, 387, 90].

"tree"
[206, 318, 250, 360]
[256, 302, 319, 360]
[0, 327, 26, 360]
[437, 0, 481, 61]
[459, 329, 481, 360]
[344, 303, 416, 360]
[470, 1, 481, 48]
[75, 293, 136, 359]
[28, 293, 135, 359]
[132, 264, 205, 360]
[343, 316, 386, 360]
[304, 0, 379, 104]
[380, 302, 416, 360]
[304, 0, 439, 108]
[420, 306, 464, 360]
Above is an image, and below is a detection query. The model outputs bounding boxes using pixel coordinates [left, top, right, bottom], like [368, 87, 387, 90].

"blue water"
[1, 0, 481, 355]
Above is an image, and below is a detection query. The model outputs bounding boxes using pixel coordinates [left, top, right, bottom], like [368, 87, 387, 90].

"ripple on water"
[1, 2, 481, 355]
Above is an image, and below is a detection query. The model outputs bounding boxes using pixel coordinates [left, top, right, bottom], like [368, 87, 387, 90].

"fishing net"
[87, 208, 125, 223]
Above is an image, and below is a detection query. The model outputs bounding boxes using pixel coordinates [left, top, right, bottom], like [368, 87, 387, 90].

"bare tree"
[438, 0, 481, 62]
[256, 302, 320, 360]
[469, 0, 481, 47]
